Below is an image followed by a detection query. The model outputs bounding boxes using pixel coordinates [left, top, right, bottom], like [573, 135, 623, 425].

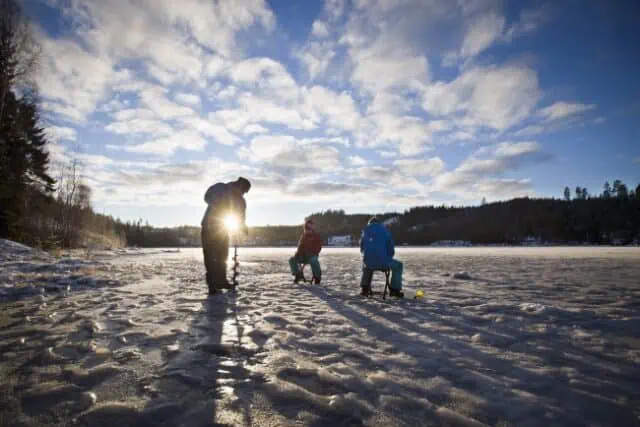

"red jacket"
[296, 231, 322, 257]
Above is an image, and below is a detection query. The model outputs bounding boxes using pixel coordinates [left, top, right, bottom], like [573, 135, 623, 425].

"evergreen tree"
[0, 91, 55, 238]
[564, 186, 571, 201]
[612, 179, 622, 198]
[617, 183, 629, 199]
[603, 181, 611, 199]
[0, 0, 54, 239]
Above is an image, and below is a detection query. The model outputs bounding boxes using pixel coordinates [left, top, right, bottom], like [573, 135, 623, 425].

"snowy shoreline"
[1, 240, 639, 426]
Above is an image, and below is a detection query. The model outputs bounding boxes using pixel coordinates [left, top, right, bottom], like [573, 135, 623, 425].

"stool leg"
[383, 271, 390, 300]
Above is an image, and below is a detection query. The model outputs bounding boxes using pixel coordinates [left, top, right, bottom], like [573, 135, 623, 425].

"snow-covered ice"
[1, 243, 639, 426]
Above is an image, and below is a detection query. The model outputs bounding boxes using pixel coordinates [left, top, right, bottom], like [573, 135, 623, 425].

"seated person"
[360, 216, 404, 297]
[289, 219, 323, 284]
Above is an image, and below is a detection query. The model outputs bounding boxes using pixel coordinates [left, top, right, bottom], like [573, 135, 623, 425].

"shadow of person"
[132, 294, 230, 427]
[138, 286, 265, 427]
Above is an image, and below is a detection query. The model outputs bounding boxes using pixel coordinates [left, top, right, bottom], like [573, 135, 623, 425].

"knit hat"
[236, 177, 251, 193]
[304, 218, 315, 232]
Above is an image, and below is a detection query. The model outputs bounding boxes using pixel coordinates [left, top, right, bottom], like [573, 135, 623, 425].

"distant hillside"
[285, 194, 638, 246]
[110, 181, 640, 247]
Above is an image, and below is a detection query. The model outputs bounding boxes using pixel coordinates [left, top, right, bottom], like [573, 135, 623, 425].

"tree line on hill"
[300, 183, 639, 246]
[90, 179, 640, 248]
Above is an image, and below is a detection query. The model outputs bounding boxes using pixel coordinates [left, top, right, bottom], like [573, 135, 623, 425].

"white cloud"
[378, 150, 397, 158]
[423, 65, 540, 130]
[538, 101, 596, 122]
[512, 125, 544, 137]
[112, 108, 156, 121]
[434, 141, 551, 197]
[114, 131, 207, 156]
[505, 3, 554, 40]
[296, 41, 336, 80]
[302, 86, 362, 132]
[36, 0, 278, 125]
[460, 12, 505, 58]
[229, 57, 298, 101]
[139, 87, 195, 120]
[349, 40, 430, 93]
[302, 136, 350, 147]
[312, 20, 330, 38]
[205, 56, 229, 78]
[105, 119, 174, 136]
[449, 130, 474, 141]
[393, 157, 445, 177]
[174, 92, 201, 106]
[473, 178, 533, 198]
[360, 114, 433, 156]
[242, 135, 343, 173]
[45, 126, 77, 143]
[37, 37, 121, 123]
[177, 116, 238, 146]
[213, 93, 315, 131]
[349, 155, 367, 166]
[243, 124, 269, 135]
[367, 92, 414, 115]
[146, 63, 177, 86]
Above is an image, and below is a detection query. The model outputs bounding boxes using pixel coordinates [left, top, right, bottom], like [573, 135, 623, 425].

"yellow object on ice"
[415, 290, 424, 299]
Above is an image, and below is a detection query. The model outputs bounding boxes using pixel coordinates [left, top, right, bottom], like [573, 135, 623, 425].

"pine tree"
[0, 91, 55, 238]
[603, 181, 611, 199]
[0, 0, 54, 239]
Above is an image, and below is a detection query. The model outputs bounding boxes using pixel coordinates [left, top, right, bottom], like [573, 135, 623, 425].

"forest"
[301, 182, 640, 246]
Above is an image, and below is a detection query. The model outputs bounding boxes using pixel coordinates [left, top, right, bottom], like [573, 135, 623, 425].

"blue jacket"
[360, 223, 395, 269]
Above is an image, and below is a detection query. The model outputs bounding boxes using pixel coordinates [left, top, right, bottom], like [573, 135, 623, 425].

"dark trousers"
[202, 226, 229, 293]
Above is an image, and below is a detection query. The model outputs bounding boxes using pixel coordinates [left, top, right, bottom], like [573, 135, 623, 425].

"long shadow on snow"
[304, 285, 640, 427]
[135, 291, 263, 427]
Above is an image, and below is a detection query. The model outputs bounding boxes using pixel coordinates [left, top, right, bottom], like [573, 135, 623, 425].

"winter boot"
[206, 273, 217, 295]
[312, 276, 321, 285]
[293, 272, 305, 284]
[389, 288, 404, 298]
[360, 286, 372, 297]
[216, 279, 232, 290]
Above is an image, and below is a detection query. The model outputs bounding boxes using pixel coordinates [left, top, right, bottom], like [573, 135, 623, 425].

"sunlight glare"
[223, 214, 239, 233]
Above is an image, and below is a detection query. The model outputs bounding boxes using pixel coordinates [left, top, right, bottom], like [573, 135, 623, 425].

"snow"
[1, 242, 639, 425]
[383, 216, 399, 226]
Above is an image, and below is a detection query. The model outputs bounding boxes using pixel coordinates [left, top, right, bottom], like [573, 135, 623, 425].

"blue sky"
[24, 0, 640, 226]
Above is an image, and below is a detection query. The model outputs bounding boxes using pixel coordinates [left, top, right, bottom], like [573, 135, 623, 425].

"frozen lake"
[1, 244, 639, 426]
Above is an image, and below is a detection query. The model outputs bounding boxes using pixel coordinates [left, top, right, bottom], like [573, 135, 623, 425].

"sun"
[223, 214, 239, 233]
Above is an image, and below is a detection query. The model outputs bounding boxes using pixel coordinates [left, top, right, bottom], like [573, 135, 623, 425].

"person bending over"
[201, 177, 250, 294]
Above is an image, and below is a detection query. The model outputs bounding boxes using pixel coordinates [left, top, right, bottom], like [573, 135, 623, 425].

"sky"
[23, 0, 640, 227]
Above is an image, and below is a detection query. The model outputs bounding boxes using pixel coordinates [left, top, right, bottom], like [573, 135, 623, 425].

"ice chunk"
[80, 391, 98, 407]
[165, 343, 180, 353]
[519, 303, 546, 314]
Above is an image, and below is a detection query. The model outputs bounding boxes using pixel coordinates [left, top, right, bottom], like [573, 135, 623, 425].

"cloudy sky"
[25, 0, 640, 226]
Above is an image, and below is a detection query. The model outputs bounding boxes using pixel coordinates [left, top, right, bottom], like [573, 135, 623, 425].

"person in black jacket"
[201, 177, 250, 294]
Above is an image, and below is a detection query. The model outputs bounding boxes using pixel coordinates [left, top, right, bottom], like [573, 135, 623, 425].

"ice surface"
[1, 244, 639, 426]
